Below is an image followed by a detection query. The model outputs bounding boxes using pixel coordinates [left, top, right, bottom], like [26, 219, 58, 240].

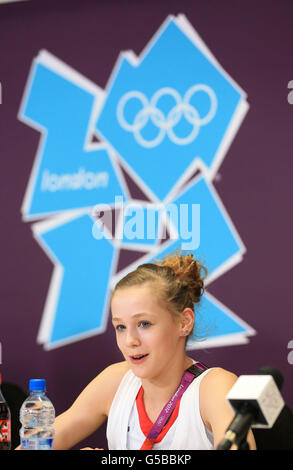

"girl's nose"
[126, 328, 140, 347]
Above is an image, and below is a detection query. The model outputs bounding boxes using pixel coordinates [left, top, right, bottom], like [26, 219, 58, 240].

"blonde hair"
[112, 251, 207, 338]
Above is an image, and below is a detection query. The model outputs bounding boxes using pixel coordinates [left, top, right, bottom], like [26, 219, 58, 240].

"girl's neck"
[140, 355, 193, 413]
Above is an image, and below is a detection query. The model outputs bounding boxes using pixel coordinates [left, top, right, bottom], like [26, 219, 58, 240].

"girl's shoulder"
[198, 367, 256, 449]
[101, 360, 131, 383]
[199, 367, 238, 428]
[96, 361, 131, 414]
[200, 367, 238, 395]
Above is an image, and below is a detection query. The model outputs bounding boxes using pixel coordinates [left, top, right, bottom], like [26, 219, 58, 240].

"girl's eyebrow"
[112, 312, 153, 322]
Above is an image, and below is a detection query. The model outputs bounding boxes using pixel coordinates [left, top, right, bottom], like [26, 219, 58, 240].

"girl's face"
[111, 285, 186, 381]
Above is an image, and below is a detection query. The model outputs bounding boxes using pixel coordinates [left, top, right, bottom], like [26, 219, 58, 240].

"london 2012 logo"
[19, 14, 255, 350]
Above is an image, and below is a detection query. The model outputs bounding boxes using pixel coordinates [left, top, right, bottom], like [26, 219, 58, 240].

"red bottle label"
[0, 419, 11, 442]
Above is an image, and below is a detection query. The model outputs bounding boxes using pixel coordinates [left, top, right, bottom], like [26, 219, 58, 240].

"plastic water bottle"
[19, 379, 55, 450]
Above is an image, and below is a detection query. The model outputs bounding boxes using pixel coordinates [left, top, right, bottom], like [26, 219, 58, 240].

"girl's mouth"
[129, 354, 149, 364]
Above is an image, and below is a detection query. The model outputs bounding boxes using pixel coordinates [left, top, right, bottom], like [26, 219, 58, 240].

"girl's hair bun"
[154, 251, 207, 305]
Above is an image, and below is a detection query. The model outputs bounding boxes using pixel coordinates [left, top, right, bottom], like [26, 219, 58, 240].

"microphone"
[217, 366, 285, 450]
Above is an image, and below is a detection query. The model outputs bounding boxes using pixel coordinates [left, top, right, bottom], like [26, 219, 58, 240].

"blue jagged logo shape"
[19, 15, 255, 350]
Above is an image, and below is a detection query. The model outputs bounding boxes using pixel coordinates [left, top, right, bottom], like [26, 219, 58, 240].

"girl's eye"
[139, 321, 151, 328]
[115, 324, 126, 332]
[114, 321, 151, 331]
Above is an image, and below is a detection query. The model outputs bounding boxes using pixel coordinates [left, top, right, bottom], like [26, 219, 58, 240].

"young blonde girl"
[45, 253, 256, 450]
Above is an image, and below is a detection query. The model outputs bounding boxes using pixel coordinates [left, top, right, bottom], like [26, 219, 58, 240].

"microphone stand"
[237, 434, 250, 450]
[217, 406, 254, 450]
[217, 431, 250, 450]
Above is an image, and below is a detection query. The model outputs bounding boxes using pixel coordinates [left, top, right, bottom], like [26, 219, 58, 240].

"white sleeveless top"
[107, 367, 214, 450]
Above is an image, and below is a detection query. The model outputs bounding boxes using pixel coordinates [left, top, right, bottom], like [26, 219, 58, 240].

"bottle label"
[21, 438, 54, 450]
[0, 419, 11, 442]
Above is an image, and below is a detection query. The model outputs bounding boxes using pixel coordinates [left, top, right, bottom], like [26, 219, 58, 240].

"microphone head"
[257, 366, 284, 391]
[226, 369, 285, 428]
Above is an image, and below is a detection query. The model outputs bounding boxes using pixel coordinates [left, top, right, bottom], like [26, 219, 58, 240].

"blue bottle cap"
[29, 379, 46, 391]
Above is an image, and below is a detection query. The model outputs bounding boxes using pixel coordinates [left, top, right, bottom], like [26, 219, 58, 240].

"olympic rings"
[116, 85, 217, 147]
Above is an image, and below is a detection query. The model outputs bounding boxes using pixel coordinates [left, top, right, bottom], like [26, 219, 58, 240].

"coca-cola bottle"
[0, 373, 11, 450]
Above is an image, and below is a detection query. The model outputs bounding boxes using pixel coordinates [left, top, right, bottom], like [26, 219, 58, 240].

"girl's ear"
[179, 308, 194, 336]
